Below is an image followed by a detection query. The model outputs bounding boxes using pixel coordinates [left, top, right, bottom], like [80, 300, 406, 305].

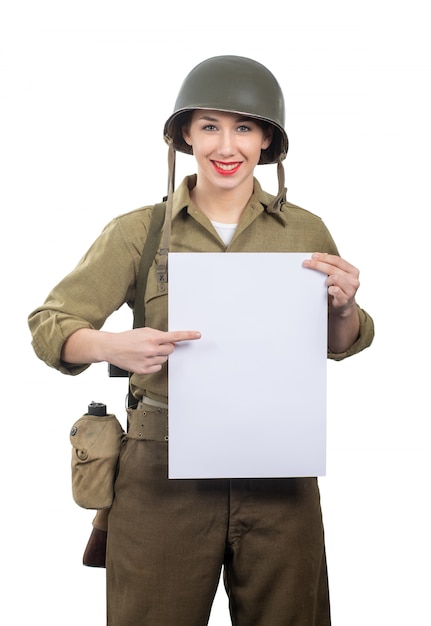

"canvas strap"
[108, 199, 166, 379]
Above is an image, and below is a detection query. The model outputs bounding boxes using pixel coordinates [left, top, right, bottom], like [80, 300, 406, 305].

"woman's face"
[182, 109, 273, 193]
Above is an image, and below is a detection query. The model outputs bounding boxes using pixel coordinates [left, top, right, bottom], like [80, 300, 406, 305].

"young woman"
[29, 55, 374, 625]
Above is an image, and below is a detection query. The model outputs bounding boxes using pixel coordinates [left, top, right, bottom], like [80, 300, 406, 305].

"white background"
[1, 1, 430, 624]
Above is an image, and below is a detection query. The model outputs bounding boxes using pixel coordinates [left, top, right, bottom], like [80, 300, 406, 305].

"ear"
[261, 125, 274, 150]
[182, 124, 192, 147]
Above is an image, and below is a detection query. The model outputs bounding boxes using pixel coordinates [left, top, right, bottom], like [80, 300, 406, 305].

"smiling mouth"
[212, 161, 242, 175]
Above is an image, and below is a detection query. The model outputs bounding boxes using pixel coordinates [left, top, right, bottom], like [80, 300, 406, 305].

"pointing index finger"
[163, 330, 202, 344]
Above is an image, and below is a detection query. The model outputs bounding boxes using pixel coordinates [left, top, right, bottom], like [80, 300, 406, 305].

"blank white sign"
[168, 252, 327, 478]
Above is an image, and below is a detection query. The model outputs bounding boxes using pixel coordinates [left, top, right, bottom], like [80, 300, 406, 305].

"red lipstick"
[212, 161, 242, 176]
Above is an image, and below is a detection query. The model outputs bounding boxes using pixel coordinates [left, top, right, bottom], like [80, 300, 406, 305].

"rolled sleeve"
[29, 311, 94, 375]
[327, 306, 374, 361]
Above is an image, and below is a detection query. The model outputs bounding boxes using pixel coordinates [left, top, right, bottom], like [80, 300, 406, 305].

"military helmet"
[163, 55, 288, 165]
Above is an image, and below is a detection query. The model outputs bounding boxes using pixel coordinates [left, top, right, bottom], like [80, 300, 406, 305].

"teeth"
[215, 162, 239, 170]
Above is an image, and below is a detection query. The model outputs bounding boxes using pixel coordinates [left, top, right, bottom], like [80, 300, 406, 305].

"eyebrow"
[197, 114, 254, 123]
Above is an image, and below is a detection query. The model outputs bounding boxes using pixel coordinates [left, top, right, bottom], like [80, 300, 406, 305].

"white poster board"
[168, 253, 327, 478]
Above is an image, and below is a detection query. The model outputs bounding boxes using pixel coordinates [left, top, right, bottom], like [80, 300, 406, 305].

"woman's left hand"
[303, 252, 360, 314]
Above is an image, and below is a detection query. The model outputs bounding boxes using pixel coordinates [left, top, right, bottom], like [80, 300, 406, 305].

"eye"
[237, 124, 251, 132]
[203, 123, 217, 131]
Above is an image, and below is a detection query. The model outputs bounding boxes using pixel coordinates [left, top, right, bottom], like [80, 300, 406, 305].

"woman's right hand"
[61, 327, 201, 374]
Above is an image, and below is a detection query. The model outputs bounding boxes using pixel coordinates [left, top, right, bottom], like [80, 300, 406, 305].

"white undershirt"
[211, 220, 238, 246]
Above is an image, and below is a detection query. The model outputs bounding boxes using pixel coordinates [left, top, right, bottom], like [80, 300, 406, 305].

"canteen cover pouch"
[70, 413, 124, 509]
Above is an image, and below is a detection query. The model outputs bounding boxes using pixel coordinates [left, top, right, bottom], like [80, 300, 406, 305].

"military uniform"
[29, 175, 374, 625]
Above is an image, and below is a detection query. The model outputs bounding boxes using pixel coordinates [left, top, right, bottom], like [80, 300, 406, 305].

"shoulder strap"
[133, 201, 167, 329]
[108, 200, 166, 379]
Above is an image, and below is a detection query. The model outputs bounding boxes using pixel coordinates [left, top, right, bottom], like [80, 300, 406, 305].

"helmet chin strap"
[266, 157, 287, 213]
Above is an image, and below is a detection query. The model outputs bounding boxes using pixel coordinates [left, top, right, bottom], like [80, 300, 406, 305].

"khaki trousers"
[106, 408, 330, 625]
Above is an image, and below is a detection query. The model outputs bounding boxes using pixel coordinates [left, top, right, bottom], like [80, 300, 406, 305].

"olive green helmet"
[163, 55, 288, 165]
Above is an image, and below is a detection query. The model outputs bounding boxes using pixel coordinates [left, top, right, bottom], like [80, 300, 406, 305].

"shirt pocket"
[142, 255, 168, 331]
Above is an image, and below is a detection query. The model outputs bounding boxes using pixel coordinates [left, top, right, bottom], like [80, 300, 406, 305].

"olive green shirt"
[29, 175, 374, 402]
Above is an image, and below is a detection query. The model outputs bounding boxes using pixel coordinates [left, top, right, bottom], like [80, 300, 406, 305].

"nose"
[216, 129, 235, 157]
